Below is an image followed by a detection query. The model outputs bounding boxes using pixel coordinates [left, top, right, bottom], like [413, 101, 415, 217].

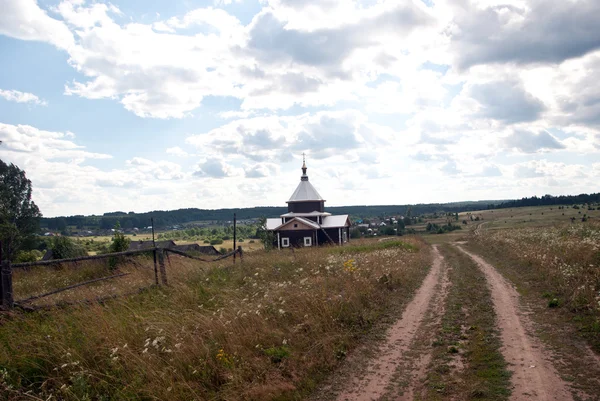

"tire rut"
[455, 245, 573, 401]
[334, 245, 447, 401]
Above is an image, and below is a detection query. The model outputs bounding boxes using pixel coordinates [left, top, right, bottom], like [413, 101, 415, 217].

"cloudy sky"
[1, 0, 599, 217]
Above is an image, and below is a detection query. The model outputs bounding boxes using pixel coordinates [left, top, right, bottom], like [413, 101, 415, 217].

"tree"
[49, 236, 86, 259]
[109, 221, 130, 253]
[0, 159, 42, 261]
[109, 221, 130, 269]
[256, 217, 274, 250]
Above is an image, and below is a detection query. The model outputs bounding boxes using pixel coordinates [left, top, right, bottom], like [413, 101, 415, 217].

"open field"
[314, 206, 600, 400]
[0, 238, 431, 400]
[4, 205, 600, 400]
[67, 237, 266, 255]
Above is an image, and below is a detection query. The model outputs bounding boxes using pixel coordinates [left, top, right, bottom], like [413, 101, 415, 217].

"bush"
[15, 249, 43, 263]
[210, 238, 224, 245]
[108, 222, 131, 269]
[50, 236, 87, 259]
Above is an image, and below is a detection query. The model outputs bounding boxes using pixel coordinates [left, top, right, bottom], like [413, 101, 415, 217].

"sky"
[0, 0, 599, 218]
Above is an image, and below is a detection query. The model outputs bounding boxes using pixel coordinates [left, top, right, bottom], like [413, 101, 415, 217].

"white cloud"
[166, 146, 191, 157]
[1, 0, 600, 216]
[0, 0, 74, 50]
[0, 89, 47, 106]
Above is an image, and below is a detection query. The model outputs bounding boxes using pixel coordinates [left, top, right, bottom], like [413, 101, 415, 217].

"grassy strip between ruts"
[422, 244, 510, 401]
[0, 238, 430, 401]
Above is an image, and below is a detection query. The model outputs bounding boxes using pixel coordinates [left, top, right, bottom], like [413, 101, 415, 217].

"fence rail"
[1, 245, 243, 311]
[11, 248, 154, 269]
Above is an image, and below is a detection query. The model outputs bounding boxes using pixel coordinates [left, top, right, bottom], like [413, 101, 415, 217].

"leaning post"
[151, 218, 159, 285]
[233, 213, 237, 265]
[158, 249, 168, 286]
[0, 240, 14, 310]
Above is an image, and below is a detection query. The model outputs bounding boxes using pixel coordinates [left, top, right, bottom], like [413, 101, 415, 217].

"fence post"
[158, 249, 168, 286]
[233, 213, 237, 265]
[237, 246, 243, 263]
[0, 241, 14, 309]
[153, 248, 159, 285]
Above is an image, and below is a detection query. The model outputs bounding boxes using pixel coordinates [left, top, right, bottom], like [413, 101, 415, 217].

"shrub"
[50, 236, 87, 259]
[210, 238, 223, 245]
[15, 249, 43, 263]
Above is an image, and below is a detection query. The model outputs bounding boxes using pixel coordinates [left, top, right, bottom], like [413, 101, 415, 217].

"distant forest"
[488, 193, 600, 209]
[40, 193, 600, 230]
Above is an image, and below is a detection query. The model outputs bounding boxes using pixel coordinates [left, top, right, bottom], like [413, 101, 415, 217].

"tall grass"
[0, 238, 430, 400]
[472, 222, 600, 351]
[474, 222, 600, 312]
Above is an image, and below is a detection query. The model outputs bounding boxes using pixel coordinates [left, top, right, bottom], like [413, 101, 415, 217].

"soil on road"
[456, 245, 574, 401]
[333, 245, 448, 401]
[316, 242, 593, 401]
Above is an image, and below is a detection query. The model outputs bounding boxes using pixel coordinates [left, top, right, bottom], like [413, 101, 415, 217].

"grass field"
[6, 204, 600, 400]
[0, 238, 431, 400]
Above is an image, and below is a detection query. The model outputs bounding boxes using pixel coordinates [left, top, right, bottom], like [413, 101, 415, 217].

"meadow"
[0, 238, 430, 400]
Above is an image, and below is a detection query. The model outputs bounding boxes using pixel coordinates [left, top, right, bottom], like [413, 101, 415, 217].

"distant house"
[41, 249, 54, 261]
[128, 240, 177, 251]
[265, 159, 351, 248]
[171, 243, 221, 256]
[127, 240, 221, 255]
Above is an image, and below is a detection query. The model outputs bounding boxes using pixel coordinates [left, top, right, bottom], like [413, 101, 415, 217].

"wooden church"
[265, 159, 351, 248]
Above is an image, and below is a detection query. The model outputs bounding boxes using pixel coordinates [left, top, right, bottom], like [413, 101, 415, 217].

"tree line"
[487, 193, 600, 209]
[41, 201, 500, 231]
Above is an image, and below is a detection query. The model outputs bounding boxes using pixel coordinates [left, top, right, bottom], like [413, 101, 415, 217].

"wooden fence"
[0, 243, 243, 311]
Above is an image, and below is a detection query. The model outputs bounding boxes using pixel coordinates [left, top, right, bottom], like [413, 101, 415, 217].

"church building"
[265, 159, 351, 248]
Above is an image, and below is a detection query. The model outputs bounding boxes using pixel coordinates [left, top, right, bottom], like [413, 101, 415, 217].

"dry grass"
[473, 221, 600, 312]
[471, 221, 600, 352]
[0, 238, 430, 401]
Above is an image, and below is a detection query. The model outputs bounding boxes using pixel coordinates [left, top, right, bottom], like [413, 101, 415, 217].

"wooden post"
[0, 241, 14, 310]
[153, 248, 159, 285]
[158, 249, 168, 286]
[233, 213, 237, 265]
[237, 246, 243, 263]
[151, 218, 159, 285]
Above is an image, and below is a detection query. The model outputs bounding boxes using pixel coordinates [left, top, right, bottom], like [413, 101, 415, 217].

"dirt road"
[317, 240, 595, 401]
[456, 245, 573, 401]
[334, 245, 447, 401]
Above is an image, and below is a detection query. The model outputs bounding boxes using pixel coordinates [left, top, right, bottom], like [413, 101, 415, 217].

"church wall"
[275, 229, 317, 248]
[288, 201, 325, 213]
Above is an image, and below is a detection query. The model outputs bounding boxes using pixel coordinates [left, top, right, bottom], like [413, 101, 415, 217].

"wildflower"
[343, 259, 357, 273]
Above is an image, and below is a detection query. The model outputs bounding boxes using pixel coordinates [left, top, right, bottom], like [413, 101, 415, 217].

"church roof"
[287, 180, 324, 203]
[287, 157, 325, 203]
[321, 215, 350, 228]
[280, 211, 331, 218]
